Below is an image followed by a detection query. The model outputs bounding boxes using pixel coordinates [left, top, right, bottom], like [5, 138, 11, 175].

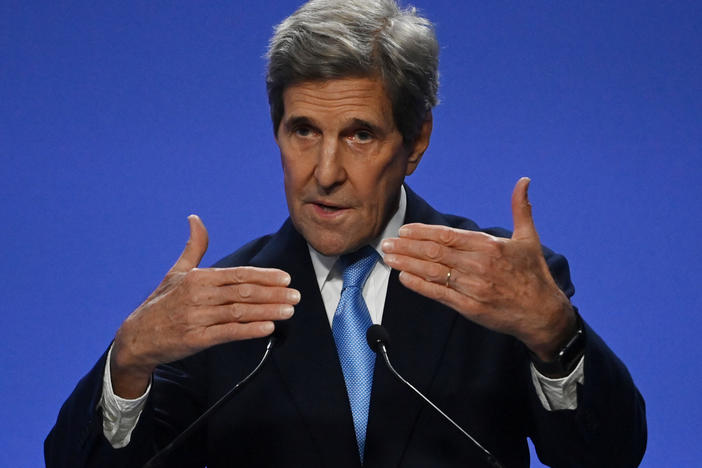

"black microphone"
[143, 321, 289, 468]
[366, 325, 504, 468]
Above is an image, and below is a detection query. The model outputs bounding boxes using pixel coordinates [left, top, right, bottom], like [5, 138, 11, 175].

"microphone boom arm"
[371, 334, 504, 468]
[366, 325, 503, 468]
[143, 336, 277, 468]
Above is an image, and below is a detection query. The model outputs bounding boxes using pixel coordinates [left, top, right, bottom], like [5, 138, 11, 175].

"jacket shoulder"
[211, 234, 275, 268]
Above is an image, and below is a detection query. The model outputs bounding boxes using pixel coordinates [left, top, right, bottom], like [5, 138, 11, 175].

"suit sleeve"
[45, 235, 271, 468]
[44, 348, 110, 468]
[44, 348, 209, 468]
[526, 250, 647, 467]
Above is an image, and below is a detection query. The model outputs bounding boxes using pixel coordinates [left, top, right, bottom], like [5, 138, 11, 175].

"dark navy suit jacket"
[45, 187, 646, 467]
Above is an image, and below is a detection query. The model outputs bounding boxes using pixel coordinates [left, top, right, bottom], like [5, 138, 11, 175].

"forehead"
[281, 77, 395, 127]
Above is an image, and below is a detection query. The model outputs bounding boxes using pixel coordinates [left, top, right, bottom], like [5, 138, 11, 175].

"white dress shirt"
[99, 186, 584, 448]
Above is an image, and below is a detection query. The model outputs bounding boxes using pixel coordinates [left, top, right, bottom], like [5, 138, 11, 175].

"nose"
[313, 136, 346, 190]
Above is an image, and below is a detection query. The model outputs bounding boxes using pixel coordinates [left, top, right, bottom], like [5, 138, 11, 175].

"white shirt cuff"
[530, 355, 584, 411]
[98, 344, 151, 448]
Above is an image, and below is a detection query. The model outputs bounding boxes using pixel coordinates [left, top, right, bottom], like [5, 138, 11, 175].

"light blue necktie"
[332, 246, 379, 463]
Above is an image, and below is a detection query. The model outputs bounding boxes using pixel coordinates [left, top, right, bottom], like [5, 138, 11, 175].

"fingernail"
[262, 322, 274, 333]
[383, 254, 395, 264]
[280, 274, 291, 285]
[381, 239, 393, 251]
[398, 226, 410, 236]
[280, 305, 294, 318]
[288, 290, 301, 303]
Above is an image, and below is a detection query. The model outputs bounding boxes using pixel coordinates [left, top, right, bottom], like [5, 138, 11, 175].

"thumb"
[171, 214, 209, 272]
[511, 177, 539, 241]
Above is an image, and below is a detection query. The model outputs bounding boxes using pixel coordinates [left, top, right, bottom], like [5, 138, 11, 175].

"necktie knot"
[340, 246, 379, 289]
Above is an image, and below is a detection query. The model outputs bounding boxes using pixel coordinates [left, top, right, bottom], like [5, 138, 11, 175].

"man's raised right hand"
[109, 215, 300, 398]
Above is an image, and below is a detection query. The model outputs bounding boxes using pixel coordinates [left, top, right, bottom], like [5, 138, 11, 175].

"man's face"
[276, 77, 431, 256]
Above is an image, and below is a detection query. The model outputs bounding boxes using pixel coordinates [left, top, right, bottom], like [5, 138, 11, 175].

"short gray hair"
[266, 0, 439, 144]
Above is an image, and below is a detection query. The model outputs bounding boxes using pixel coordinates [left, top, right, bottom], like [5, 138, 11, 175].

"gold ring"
[445, 269, 452, 288]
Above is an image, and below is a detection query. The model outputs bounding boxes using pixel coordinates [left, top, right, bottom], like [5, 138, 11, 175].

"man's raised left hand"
[381, 177, 576, 361]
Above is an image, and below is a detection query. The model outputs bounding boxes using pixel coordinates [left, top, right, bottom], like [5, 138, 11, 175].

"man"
[45, 0, 646, 466]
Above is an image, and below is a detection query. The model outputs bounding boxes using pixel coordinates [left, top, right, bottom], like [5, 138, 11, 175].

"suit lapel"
[365, 187, 463, 467]
[247, 188, 465, 467]
[249, 220, 361, 468]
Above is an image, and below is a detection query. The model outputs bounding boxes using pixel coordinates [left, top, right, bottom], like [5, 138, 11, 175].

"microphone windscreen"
[272, 320, 291, 347]
[366, 324, 390, 353]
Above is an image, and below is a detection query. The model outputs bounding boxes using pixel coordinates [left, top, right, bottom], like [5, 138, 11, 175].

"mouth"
[308, 200, 350, 217]
[316, 202, 343, 212]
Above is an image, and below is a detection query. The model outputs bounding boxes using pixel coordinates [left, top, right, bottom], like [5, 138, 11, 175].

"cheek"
[280, 158, 302, 207]
[373, 156, 408, 193]
[280, 150, 301, 185]
[374, 160, 409, 212]
[281, 158, 318, 211]
[357, 163, 406, 218]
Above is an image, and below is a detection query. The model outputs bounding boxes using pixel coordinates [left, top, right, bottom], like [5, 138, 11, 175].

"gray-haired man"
[46, 1, 646, 466]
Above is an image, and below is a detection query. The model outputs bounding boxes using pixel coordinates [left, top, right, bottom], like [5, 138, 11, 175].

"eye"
[352, 129, 374, 142]
[294, 126, 313, 137]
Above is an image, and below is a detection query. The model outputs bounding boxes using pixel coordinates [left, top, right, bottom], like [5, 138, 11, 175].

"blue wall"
[2, 1, 700, 466]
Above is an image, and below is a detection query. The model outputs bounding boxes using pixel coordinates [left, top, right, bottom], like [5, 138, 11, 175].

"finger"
[383, 252, 450, 284]
[172, 215, 209, 273]
[216, 284, 301, 306]
[383, 236, 502, 269]
[393, 224, 495, 251]
[382, 237, 451, 265]
[385, 251, 489, 298]
[199, 266, 292, 287]
[510, 177, 539, 241]
[397, 270, 485, 317]
[205, 303, 295, 326]
[201, 321, 275, 346]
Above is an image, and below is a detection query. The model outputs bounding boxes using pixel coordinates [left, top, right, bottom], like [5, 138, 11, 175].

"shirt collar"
[307, 185, 407, 290]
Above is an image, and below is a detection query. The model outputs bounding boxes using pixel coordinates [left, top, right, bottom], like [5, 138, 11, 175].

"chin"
[306, 232, 368, 257]
[308, 238, 351, 257]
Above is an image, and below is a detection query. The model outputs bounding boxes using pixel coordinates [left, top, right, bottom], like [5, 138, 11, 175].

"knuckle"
[438, 226, 454, 244]
[230, 267, 246, 284]
[188, 289, 202, 304]
[434, 282, 448, 300]
[484, 237, 504, 255]
[475, 279, 495, 298]
[183, 331, 201, 348]
[426, 242, 442, 261]
[427, 263, 445, 281]
[471, 260, 487, 276]
[191, 288, 212, 305]
[183, 311, 199, 329]
[230, 303, 244, 321]
[237, 284, 253, 299]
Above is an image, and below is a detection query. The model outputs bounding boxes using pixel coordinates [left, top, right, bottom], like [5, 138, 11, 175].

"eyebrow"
[283, 116, 315, 132]
[349, 118, 385, 135]
[282, 115, 388, 136]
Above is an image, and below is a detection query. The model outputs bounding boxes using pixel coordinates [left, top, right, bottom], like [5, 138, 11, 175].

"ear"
[405, 111, 433, 176]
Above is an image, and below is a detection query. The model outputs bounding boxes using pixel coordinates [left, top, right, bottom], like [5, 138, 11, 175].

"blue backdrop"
[2, 1, 700, 466]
